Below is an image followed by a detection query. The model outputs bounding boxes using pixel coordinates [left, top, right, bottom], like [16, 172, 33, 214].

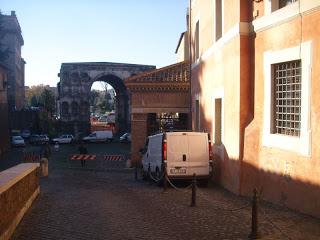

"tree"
[26, 85, 48, 107]
[105, 91, 114, 111]
[39, 88, 55, 116]
[0, 12, 9, 64]
[90, 90, 99, 106]
[90, 82, 116, 114]
[90, 90, 99, 113]
[30, 95, 38, 107]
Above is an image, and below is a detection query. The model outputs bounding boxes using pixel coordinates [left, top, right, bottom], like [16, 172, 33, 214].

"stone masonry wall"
[0, 170, 39, 237]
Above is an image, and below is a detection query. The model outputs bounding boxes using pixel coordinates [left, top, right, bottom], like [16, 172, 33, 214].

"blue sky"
[1, 0, 188, 87]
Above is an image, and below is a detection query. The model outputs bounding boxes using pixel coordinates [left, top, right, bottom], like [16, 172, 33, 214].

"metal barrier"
[69, 154, 125, 161]
[69, 154, 97, 161]
[67, 154, 126, 170]
[103, 155, 123, 161]
[164, 175, 193, 193]
[148, 170, 165, 184]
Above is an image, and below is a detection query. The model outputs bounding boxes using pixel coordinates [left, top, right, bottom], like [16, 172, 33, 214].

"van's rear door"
[187, 132, 209, 176]
[166, 133, 189, 176]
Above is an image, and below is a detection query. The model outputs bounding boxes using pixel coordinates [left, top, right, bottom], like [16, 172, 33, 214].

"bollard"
[190, 173, 197, 207]
[249, 188, 261, 239]
[40, 158, 49, 177]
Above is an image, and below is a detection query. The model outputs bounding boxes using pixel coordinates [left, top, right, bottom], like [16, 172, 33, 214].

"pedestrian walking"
[78, 142, 88, 167]
[54, 142, 59, 152]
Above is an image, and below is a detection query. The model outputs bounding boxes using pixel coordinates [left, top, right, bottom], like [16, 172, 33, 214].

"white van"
[140, 132, 213, 185]
[82, 130, 113, 143]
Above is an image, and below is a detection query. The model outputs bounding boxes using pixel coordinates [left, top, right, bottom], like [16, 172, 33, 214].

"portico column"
[130, 113, 148, 166]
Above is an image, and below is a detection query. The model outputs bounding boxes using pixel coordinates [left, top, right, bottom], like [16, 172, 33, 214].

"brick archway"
[57, 62, 155, 138]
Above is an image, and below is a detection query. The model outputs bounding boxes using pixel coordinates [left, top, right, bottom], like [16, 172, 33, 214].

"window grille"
[272, 60, 301, 136]
[279, 0, 298, 9]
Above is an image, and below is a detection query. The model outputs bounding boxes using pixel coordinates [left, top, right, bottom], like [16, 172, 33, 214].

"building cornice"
[253, 2, 320, 33]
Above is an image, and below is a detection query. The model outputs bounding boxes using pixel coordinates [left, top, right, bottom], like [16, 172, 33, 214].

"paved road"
[6, 143, 320, 239]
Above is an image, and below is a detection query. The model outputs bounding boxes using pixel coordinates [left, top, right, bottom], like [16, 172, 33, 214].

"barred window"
[272, 60, 301, 137]
[279, 0, 298, 9]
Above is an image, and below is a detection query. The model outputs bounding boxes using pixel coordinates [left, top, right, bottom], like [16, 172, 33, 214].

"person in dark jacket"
[41, 143, 51, 159]
[78, 142, 88, 167]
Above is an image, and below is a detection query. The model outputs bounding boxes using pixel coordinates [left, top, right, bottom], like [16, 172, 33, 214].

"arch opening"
[89, 74, 129, 134]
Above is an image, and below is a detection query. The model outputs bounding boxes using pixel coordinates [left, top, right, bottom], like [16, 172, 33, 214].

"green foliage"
[90, 89, 114, 114]
[39, 88, 55, 114]
[90, 90, 99, 106]
[30, 95, 38, 106]
[26, 84, 56, 120]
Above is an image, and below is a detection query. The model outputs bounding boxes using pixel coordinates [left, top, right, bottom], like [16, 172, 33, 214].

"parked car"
[82, 130, 113, 143]
[39, 134, 50, 144]
[29, 134, 41, 144]
[21, 129, 31, 139]
[107, 113, 115, 124]
[98, 116, 108, 122]
[11, 136, 25, 147]
[119, 133, 131, 143]
[140, 131, 213, 186]
[11, 129, 21, 136]
[52, 134, 74, 144]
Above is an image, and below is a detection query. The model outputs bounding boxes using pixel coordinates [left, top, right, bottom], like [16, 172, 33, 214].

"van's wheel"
[141, 167, 147, 181]
[147, 166, 151, 180]
[155, 168, 163, 186]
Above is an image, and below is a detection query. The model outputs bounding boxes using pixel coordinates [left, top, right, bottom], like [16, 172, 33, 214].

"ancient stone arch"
[61, 102, 69, 117]
[57, 62, 155, 138]
[71, 101, 79, 116]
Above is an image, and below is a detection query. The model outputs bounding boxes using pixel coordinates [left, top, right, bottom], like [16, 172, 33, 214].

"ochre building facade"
[188, 0, 320, 218]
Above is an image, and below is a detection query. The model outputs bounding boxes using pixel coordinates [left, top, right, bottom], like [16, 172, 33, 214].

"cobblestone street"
[6, 143, 320, 240]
